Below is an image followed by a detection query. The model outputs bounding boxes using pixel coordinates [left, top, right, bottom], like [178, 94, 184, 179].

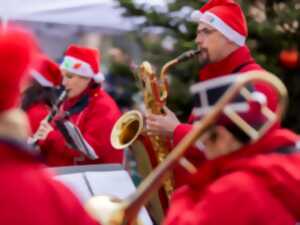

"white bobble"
[93, 73, 105, 83]
[251, 91, 267, 105]
[190, 10, 202, 22]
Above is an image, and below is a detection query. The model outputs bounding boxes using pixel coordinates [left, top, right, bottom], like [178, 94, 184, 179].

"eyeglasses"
[196, 28, 217, 38]
[63, 72, 75, 79]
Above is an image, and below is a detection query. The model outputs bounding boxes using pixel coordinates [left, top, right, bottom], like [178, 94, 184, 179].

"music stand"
[52, 164, 153, 225]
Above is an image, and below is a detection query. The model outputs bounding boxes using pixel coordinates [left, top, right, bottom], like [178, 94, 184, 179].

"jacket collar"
[63, 85, 101, 110]
[199, 46, 256, 81]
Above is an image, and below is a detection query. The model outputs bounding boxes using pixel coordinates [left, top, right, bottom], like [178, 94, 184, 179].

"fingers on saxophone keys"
[145, 113, 156, 121]
[147, 130, 161, 136]
[146, 119, 161, 133]
[141, 128, 160, 136]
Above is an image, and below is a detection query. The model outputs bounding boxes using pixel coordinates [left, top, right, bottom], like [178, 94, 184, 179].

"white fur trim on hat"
[60, 56, 96, 78]
[93, 72, 105, 83]
[191, 10, 246, 46]
[190, 74, 250, 117]
[31, 69, 54, 87]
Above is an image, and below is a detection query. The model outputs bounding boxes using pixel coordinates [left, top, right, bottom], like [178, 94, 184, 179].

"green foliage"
[116, 0, 300, 131]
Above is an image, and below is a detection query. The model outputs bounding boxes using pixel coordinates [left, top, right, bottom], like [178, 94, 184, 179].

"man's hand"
[145, 106, 180, 136]
[33, 119, 53, 141]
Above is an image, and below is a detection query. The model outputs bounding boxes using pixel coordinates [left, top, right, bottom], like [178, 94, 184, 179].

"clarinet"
[45, 89, 68, 122]
[28, 89, 68, 146]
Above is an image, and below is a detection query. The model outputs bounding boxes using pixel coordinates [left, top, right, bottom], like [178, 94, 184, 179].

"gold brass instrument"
[87, 71, 288, 225]
[111, 49, 201, 149]
[110, 50, 201, 223]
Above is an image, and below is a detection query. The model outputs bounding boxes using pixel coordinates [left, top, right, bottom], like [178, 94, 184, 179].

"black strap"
[63, 94, 90, 119]
[54, 93, 90, 149]
[275, 144, 300, 154]
[55, 120, 78, 149]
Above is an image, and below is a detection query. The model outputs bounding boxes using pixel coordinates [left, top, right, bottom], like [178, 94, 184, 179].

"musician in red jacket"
[36, 44, 123, 166]
[22, 54, 62, 134]
[146, 0, 277, 187]
[0, 26, 100, 225]
[163, 75, 300, 225]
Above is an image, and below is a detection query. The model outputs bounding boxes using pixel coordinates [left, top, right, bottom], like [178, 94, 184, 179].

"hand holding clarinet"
[28, 89, 68, 145]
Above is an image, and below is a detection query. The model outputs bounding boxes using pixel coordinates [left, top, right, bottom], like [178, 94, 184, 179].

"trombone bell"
[111, 110, 144, 149]
[85, 196, 125, 225]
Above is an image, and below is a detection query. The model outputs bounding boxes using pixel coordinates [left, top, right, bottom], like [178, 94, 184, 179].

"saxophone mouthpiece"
[176, 49, 202, 63]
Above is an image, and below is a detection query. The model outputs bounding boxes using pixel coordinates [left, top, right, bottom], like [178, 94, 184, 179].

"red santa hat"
[0, 26, 37, 112]
[191, 75, 270, 143]
[60, 44, 104, 83]
[218, 92, 268, 143]
[31, 54, 62, 87]
[191, 0, 248, 46]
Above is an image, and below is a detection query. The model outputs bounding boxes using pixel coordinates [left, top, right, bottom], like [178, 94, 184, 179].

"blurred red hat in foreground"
[0, 26, 38, 111]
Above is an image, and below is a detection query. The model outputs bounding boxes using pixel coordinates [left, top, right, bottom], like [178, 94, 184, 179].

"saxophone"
[139, 61, 174, 200]
[110, 49, 201, 223]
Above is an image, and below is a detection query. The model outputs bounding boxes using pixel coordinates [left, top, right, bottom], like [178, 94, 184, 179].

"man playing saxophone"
[146, 0, 278, 187]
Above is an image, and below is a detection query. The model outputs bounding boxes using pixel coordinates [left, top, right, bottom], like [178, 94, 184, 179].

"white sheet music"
[86, 171, 152, 225]
[55, 173, 92, 203]
[55, 170, 153, 225]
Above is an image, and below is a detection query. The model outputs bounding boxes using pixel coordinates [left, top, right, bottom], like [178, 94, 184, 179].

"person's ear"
[207, 126, 218, 142]
[211, 125, 229, 142]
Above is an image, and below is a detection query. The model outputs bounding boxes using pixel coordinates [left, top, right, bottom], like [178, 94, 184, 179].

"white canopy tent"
[0, 0, 144, 59]
[0, 0, 137, 33]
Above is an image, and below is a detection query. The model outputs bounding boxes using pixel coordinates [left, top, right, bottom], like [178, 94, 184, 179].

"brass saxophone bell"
[111, 110, 144, 149]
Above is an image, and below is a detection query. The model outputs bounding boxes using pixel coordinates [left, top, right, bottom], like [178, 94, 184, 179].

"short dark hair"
[224, 123, 251, 144]
[21, 80, 58, 110]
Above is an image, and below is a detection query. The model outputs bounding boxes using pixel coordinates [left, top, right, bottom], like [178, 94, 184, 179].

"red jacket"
[165, 128, 300, 225]
[26, 102, 49, 134]
[0, 138, 100, 225]
[39, 87, 123, 166]
[173, 46, 278, 187]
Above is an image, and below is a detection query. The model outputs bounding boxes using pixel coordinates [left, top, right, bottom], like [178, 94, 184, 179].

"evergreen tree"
[116, 0, 300, 130]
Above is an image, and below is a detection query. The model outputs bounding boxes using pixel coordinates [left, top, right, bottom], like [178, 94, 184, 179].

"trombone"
[86, 70, 288, 225]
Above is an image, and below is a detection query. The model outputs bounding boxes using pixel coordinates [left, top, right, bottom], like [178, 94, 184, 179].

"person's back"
[0, 26, 100, 225]
[0, 140, 99, 225]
